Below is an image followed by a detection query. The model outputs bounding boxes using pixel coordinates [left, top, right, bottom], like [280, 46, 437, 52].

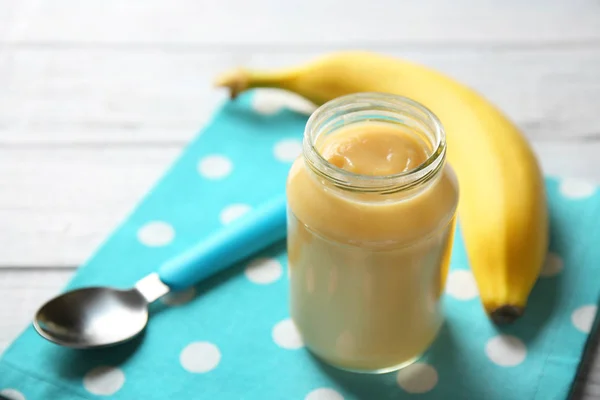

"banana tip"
[214, 68, 249, 100]
[489, 305, 524, 324]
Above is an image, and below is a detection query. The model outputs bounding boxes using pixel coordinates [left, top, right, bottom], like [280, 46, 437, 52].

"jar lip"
[303, 92, 446, 194]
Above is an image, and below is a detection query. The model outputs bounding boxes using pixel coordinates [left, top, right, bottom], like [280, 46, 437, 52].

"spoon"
[33, 195, 288, 349]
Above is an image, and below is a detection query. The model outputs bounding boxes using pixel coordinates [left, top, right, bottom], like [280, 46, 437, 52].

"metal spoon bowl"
[34, 288, 147, 349]
[33, 272, 170, 349]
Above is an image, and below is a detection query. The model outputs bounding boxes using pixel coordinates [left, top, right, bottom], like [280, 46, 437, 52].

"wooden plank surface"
[2, 0, 600, 45]
[0, 269, 73, 353]
[1, 0, 600, 397]
[1, 48, 599, 145]
[0, 147, 180, 266]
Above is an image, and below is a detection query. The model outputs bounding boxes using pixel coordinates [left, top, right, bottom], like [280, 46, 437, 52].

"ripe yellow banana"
[214, 51, 548, 324]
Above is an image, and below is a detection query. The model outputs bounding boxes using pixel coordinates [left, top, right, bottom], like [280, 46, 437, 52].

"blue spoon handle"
[157, 195, 288, 290]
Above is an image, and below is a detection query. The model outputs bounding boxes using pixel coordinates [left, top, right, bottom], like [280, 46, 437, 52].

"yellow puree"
[287, 121, 458, 372]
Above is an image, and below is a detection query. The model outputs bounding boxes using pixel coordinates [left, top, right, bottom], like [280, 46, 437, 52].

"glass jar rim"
[303, 92, 447, 194]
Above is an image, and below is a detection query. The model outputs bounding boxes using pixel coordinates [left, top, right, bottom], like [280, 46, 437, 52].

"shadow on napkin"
[56, 332, 146, 380]
[308, 321, 487, 397]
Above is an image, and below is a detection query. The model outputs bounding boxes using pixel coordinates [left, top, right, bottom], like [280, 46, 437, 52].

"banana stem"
[214, 68, 297, 99]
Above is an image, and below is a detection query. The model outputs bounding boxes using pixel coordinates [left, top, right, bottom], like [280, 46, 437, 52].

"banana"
[214, 51, 548, 324]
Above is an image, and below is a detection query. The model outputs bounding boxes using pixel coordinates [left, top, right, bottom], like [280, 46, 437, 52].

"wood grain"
[0, 147, 179, 266]
[1, 48, 599, 145]
[2, 0, 600, 45]
[0, 269, 73, 353]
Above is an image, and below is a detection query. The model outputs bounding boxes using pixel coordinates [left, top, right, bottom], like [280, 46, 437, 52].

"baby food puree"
[286, 93, 458, 373]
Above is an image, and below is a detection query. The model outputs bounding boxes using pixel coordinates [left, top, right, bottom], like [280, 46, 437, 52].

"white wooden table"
[1, 0, 599, 398]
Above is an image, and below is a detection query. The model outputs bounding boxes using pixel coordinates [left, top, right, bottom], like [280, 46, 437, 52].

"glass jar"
[286, 92, 459, 373]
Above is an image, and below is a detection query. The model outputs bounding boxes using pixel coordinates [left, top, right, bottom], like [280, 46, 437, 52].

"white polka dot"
[245, 257, 283, 284]
[396, 363, 438, 394]
[220, 203, 252, 225]
[252, 89, 316, 116]
[305, 388, 344, 400]
[540, 252, 563, 277]
[0, 389, 26, 400]
[198, 155, 233, 180]
[162, 287, 196, 306]
[445, 270, 478, 300]
[83, 366, 125, 396]
[180, 342, 221, 373]
[274, 139, 303, 162]
[272, 318, 304, 349]
[572, 305, 597, 333]
[559, 179, 597, 199]
[137, 221, 175, 247]
[485, 335, 527, 366]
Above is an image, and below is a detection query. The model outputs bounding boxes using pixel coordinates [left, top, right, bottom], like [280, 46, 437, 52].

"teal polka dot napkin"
[1, 90, 600, 400]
